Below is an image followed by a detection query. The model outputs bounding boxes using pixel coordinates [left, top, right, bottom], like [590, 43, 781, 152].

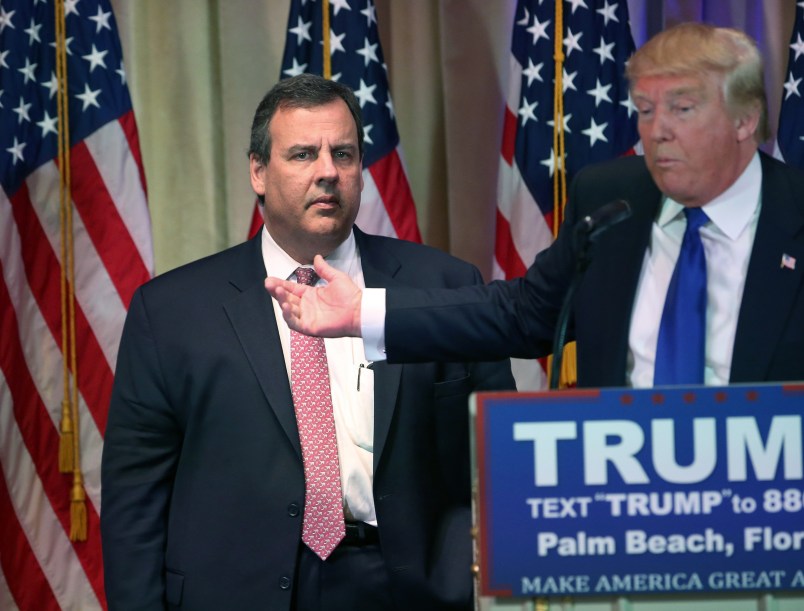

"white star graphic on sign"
[517, 7, 530, 26]
[37, 111, 59, 137]
[620, 92, 636, 117]
[283, 58, 308, 77]
[593, 38, 615, 64]
[596, 0, 620, 26]
[90, 5, 112, 33]
[356, 37, 379, 66]
[0, 49, 9, 68]
[518, 97, 538, 126]
[587, 79, 612, 106]
[117, 61, 127, 84]
[791, 33, 804, 61]
[50, 36, 74, 56]
[547, 113, 572, 133]
[353, 78, 377, 107]
[289, 16, 312, 44]
[563, 29, 583, 57]
[64, 0, 80, 17]
[0, 7, 15, 33]
[526, 15, 550, 45]
[330, 0, 351, 16]
[327, 29, 346, 54]
[42, 71, 59, 98]
[83, 44, 109, 72]
[363, 123, 374, 145]
[522, 59, 544, 86]
[562, 69, 578, 93]
[76, 83, 102, 110]
[540, 147, 564, 177]
[784, 71, 802, 100]
[360, 2, 377, 27]
[582, 118, 609, 146]
[13, 97, 32, 123]
[567, 0, 589, 14]
[7, 137, 26, 165]
[25, 18, 42, 44]
[19, 58, 38, 83]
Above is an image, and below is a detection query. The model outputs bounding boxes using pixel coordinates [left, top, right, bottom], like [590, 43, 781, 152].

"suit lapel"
[354, 230, 403, 471]
[223, 236, 301, 457]
[731, 156, 804, 382]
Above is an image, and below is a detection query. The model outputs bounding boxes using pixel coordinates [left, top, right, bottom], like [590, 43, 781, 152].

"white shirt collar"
[657, 151, 762, 240]
[260, 226, 358, 283]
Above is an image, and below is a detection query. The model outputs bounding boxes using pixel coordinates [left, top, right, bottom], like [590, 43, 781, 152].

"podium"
[470, 384, 804, 610]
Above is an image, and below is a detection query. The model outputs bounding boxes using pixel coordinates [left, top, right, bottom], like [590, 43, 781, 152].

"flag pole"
[322, 0, 331, 79]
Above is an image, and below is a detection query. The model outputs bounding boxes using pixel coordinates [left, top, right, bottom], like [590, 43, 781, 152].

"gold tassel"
[58, 398, 74, 472]
[70, 471, 87, 541]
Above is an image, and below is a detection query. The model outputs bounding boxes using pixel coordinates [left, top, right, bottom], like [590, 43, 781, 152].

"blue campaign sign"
[471, 384, 804, 598]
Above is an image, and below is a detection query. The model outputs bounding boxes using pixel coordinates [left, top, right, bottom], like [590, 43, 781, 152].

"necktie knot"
[295, 267, 319, 287]
[684, 206, 708, 234]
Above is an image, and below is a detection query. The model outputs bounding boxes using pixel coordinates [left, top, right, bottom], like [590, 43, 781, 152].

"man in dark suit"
[266, 23, 804, 387]
[101, 74, 515, 610]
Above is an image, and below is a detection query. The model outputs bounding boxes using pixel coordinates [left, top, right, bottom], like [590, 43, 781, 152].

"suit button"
[288, 503, 300, 517]
[279, 576, 291, 590]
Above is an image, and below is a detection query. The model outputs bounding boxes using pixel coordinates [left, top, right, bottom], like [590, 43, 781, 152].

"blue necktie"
[654, 207, 709, 385]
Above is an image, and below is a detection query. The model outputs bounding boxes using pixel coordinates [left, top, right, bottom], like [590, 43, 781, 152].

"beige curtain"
[110, 0, 794, 280]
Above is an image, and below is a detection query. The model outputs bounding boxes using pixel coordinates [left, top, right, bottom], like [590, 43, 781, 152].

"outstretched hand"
[264, 255, 363, 337]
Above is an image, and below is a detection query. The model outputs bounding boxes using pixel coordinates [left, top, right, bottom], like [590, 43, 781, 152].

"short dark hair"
[248, 73, 365, 165]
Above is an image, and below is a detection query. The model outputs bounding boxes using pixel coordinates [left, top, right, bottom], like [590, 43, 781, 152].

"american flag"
[775, 1, 804, 168]
[0, 0, 151, 609]
[248, 0, 421, 242]
[494, 0, 638, 389]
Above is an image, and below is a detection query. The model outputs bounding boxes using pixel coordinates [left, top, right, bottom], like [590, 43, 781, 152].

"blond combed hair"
[626, 22, 770, 143]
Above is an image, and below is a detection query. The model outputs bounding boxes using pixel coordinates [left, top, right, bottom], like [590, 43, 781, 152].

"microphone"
[575, 199, 632, 242]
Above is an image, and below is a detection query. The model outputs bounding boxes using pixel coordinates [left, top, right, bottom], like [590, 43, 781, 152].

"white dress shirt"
[262, 228, 377, 524]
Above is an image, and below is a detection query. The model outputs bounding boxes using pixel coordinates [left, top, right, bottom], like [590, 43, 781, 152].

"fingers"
[313, 254, 340, 283]
[265, 277, 306, 298]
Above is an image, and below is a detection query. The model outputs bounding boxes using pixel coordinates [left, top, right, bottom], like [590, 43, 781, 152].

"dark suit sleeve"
[101, 288, 181, 610]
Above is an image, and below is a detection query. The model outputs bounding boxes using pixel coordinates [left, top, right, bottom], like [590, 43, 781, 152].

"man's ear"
[734, 107, 760, 143]
[249, 154, 267, 197]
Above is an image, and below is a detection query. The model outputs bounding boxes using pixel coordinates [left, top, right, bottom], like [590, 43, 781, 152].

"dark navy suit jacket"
[101, 227, 515, 610]
[385, 153, 804, 387]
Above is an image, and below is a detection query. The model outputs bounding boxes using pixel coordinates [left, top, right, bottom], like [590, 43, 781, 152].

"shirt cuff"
[361, 288, 387, 362]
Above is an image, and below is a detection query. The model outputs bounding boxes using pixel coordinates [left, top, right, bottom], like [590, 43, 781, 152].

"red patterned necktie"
[291, 267, 345, 560]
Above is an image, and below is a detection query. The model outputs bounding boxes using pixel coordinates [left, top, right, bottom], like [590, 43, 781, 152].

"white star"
[356, 37, 379, 66]
[64, 0, 80, 17]
[360, 2, 377, 27]
[116, 61, 127, 84]
[526, 15, 550, 45]
[385, 95, 395, 119]
[289, 16, 312, 44]
[0, 49, 10, 69]
[330, 0, 351, 16]
[353, 78, 377, 107]
[50, 36, 74, 56]
[76, 83, 102, 110]
[517, 6, 530, 27]
[6, 137, 26, 165]
[522, 59, 544, 86]
[562, 69, 578, 93]
[596, 0, 620, 26]
[14, 97, 32, 123]
[518, 97, 538, 126]
[326, 29, 346, 54]
[784, 71, 802, 100]
[587, 79, 613, 106]
[567, 0, 589, 14]
[791, 33, 804, 61]
[0, 6, 16, 34]
[83, 44, 109, 72]
[0, 89, 4, 109]
[42, 71, 59, 98]
[283, 58, 308, 77]
[89, 5, 112, 33]
[330, 72, 343, 82]
[582, 118, 609, 146]
[18, 58, 38, 84]
[620, 92, 637, 117]
[37, 111, 59, 137]
[593, 38, 615, 64]
[540, 148, 564, 177]
[563, 28, 583, 57]
[547, 113, 572, 133]
[25, 18, 42, 44]
[363, 123, 374, 145]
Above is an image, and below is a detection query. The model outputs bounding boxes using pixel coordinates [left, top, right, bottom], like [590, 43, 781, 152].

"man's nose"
[315, 153, 339, 182]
